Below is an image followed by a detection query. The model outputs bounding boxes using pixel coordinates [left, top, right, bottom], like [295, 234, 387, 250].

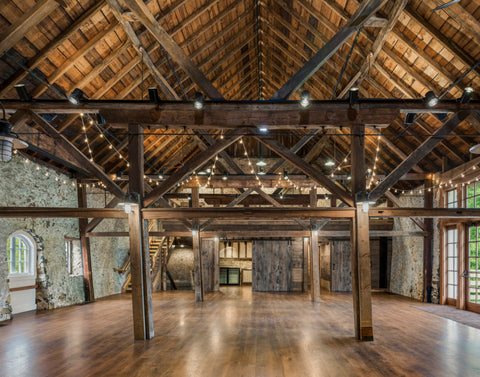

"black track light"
[459, 87, 474, 104]
[14, 84, 31, 101]
[424, 91, 438, 108]
[348, 87, 359, 106]
[193, 92, 205, 110]
[148, 87, 160, 103]
[68, 88, 87, 105]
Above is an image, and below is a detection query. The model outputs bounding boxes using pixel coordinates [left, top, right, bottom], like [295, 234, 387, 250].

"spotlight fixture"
[299, 90, 310, 108]
[193, 92, 205, 110]
[68, 88, 87, 105]
[283, 171, 289, 180]
[148, 87, 160, 103]
[116, 171, 123, 180]
[256, 158, 267, 166]
[222, 172, 228, 180]
[460, 87, 474, 104]
[14, 84, 31, 101]
[279, 194, 284, 199]
[259, 126, 268, 132]
[96, 114, 106, 125]
[470, 143, 480, 154]
[356, 191, 376, 213]
[325, 159, 335, 167]
[198, 170, 207, 175]
[404, 113, 416, 125]
[0, 102, 27, 162]
[158, 170, 165, 179]
[348, 87, 359, 106]
[424, 90, 439, 108]
[258, 168, 266, 175]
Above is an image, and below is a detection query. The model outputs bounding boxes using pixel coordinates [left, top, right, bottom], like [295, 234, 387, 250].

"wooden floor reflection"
[1, 287, 480, 377]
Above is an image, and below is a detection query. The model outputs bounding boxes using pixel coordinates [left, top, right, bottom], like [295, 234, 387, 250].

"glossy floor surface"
[1, 287, 480, 377]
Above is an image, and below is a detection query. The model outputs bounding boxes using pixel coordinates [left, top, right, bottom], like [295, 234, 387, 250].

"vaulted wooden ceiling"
[1, 0, 480, 195]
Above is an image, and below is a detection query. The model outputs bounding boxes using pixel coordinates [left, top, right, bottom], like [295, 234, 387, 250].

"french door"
[467, 225, 480, 312]
[443, 223, 480, 314]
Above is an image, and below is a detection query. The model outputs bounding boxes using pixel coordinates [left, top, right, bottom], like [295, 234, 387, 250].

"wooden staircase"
[119, 233, 176, 293]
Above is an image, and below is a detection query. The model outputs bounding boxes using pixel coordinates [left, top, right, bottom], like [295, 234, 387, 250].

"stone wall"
[391, 190, 441, 303]
[85, 190, 129, 298]
[0, 156, 84, 320]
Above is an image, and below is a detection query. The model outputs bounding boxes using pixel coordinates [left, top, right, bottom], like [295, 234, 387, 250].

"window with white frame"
[6, 234, 34, 276]
[465, 182, 480, 208]
[65, 238, 83, 276]
[446, 189, 458, 208]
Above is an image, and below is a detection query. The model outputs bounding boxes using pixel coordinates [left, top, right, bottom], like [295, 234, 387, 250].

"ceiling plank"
[124, 0, 223, 99]
[0, 0, 58, 55]
[270, 0, 388, 99]
[107, 0, 178, 100]
[0, 1, 106, 98]
[369, 111, 470, 201]
[337, 0, 407, 98]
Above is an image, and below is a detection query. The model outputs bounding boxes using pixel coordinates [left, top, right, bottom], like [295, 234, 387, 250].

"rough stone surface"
[86, 190, 129, 298]
[0, 156, 84, 320]
[391, 189, 440, 303]
[168, 247, 194, 289]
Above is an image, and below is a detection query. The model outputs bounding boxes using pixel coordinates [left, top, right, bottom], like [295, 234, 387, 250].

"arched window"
[6, 233, 34, 276]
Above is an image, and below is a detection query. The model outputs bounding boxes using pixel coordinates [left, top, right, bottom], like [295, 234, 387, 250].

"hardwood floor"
[1, 287, 480, 377]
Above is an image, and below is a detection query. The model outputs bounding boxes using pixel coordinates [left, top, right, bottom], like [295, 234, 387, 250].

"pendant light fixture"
[0, 102, 27, 162]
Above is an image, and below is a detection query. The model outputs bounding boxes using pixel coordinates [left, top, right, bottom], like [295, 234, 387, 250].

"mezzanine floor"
[1, 287, 480, 377]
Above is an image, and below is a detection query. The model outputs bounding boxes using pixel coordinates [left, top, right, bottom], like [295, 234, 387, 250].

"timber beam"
[2, 100, 478, 128]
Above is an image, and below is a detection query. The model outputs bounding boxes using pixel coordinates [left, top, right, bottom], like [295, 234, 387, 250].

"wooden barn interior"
[1, 0, 480, 375]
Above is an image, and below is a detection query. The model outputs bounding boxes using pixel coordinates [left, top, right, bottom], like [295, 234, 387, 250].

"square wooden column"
[423, 177, 434, 303]
[192, 187, 204, 302]
[128, 124, 154, 340]
[310, 187, 321, 302]
[351, 125, 373, 341]
[213, 237, 220, 292]
[77, 185, 94, 302]
[303, 236, 309, 293]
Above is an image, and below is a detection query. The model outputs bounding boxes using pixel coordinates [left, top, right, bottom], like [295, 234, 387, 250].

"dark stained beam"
[26, 110, 126, 199]
[369, 111, 470, 201]
[253, 131, 354, 206]
[124, 0, 222, 99]
[143, 128, 248, 207]
[271, 0, 388, 99]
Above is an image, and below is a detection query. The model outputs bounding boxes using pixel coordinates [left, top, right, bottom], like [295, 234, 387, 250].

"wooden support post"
[351, 125, 373, 341]
[213, 237, 220, 292]
[192, 187, 204, 302]
[310, 187, 321, 302]
[303, 236, 309, 293]
[128, 124, 154, 340]
[423, 178, 434, 303]
[77, 185, 94, 302]
[310, 229, 320, 302]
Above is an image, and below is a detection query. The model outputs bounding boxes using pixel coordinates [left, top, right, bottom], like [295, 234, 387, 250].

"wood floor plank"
[1, 288, 480, 376]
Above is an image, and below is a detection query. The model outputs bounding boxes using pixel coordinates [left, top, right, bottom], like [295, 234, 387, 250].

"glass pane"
[470, 243, 477, 257]
[6, 249, 11, 262]
[448, 285, 456, 299]
[476, 182, 480, 195]
[467, 198, 475, 208]
[467, 184, 475, 198]
[470, 259, 477, 270]
[6, 237, 11, 249]
[476, 196, 480, 208]
[448, 271, 456, 283]
[470, 227, 477, 241]
[448, 258, 454, 271]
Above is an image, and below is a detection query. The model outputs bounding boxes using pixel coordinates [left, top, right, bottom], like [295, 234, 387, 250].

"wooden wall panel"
[291, 238, 304, 292]
[331, 240, 352, 292]
[252, 240, 293, 292]
[201, 239, 215, 292]
[320, 242, 331, 291]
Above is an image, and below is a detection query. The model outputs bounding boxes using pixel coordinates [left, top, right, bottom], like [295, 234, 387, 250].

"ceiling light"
[193, 92, 204, 110]
[222, 172, 228, 180]
[14, 84, 31, 101]
[116, 171, 122, 180]
[460, 87, 474, 104]
[148, 87, 160, 103]
[424, 91, 439, 108]
[158, 170, 165, 179]
[299, 90, 310, 108]
[283, 171, 289, 180]
[404, 113, 416, 125]
[198, 171, 207, 175]
[258, 168, 266, 175]
[348, 87, 359, 106]
[0, 102, 28, 162]
[256, 158, 267, 166]
[68, 88, 87, 105]
[325, 159, 335, 167]
[259, 126, 268, 132]
[470, 144, 480, 154]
